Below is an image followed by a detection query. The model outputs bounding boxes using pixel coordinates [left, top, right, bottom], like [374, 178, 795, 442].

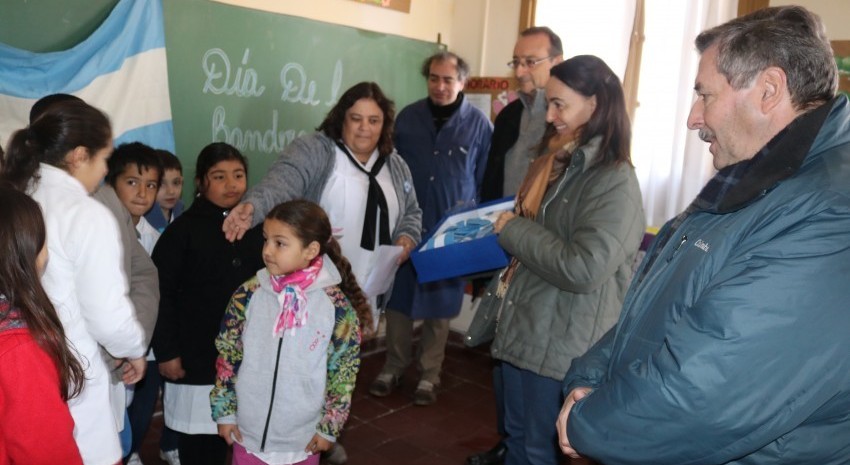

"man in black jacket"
[479, 26, 563, 203]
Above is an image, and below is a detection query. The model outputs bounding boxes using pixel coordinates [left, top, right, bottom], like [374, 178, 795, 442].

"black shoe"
[323, 443, 348, 465]
[368, 373, 400, 397]
[466, 441, 507, 465]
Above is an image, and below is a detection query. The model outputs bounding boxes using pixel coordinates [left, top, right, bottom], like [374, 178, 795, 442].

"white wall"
[213, 0, 454, 44]
[451, 0, 521, 77]
[770, 0, 850, 39]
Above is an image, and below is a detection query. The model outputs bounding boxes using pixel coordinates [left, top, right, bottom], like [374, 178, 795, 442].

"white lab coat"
[31, 163, 146, 465]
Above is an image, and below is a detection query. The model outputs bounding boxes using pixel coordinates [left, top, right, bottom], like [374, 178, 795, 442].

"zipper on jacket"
[260, 336, 284, 452]
[667, 234, 688, 262]
[612, 232, 688, 365]
[540, 167, 571, 218]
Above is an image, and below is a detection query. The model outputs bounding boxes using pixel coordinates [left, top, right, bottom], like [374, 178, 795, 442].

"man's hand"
[218, 423, 243, 445]
[494, 211, 517, 234]
[304, 433, 332, 454]
[159, 357, 186, 381]
[395, 235, 417, 264]
[557, 386, 592, 458]
[223, 202, 254, 242]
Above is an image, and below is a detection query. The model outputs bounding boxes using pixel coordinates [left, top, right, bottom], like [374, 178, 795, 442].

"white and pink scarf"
[270, 256, 323, 338]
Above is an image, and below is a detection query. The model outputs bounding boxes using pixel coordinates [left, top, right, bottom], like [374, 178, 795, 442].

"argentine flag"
[0, 0, 174, 152]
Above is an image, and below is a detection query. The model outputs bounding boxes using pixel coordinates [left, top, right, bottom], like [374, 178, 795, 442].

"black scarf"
[427, 92, 464, 132]
[335, 141, 391, 250]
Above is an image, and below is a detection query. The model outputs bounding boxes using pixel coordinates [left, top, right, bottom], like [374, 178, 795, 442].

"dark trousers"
[493, 361, 507, 438]
[500, 362, 562, 465]
[127, 360, 179, 454]
[177, 432, 227, 465]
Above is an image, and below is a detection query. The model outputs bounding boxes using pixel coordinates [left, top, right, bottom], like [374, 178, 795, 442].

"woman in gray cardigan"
[223, 82, 422, 326]
[479, 56, 645, 465]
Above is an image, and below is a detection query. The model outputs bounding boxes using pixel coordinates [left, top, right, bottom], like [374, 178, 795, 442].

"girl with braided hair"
[211, 199, 368, 465]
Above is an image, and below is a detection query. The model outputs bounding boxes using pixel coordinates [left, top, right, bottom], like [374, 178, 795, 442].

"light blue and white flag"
[0, 0, 174, 152]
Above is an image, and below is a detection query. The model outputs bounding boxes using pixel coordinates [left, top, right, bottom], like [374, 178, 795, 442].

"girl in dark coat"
[152, 143, 264, 465]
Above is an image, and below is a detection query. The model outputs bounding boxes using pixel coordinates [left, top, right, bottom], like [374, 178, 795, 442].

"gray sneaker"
[413, 380, 437, 406]
[368, 372, 400, 397]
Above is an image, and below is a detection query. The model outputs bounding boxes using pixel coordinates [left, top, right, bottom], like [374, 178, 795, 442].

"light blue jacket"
[563, 96, 850, 465]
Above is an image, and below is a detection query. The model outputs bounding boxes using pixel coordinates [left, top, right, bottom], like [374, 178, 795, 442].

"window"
[535, 0, 737, 226]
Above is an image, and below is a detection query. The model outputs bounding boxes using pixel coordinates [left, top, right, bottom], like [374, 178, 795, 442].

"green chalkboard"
[0, 0, 116, 53]
[162, 0, 441, 201]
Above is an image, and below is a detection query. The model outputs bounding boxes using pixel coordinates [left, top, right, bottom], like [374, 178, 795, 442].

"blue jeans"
[127, 360, 179, 454]
[121, 411, 133, 458]
[500, 362, 563, 465]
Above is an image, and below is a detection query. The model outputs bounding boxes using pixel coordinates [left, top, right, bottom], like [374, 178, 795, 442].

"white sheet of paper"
[362, 245, 404, 299]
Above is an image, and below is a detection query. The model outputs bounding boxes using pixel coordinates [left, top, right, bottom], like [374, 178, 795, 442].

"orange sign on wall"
[464, 77, 519, 122]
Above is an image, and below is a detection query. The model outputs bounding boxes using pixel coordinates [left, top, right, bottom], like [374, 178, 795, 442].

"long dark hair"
[0, 185, 85, 400]
[549, 55, 632, 166]
[266, 200, 373, 337]
[193, 142, 248, 198]
[0, 99, 112, 191]
[317, 82, 395, 158]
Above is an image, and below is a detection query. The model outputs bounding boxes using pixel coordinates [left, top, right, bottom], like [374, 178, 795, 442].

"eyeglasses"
[507, 56, 554, 69]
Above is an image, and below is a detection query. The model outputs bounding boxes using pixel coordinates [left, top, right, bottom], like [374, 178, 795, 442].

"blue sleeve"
[473, 117, 493, 195]
[567, 209, 850, 464]
[561, 326, 615, 395]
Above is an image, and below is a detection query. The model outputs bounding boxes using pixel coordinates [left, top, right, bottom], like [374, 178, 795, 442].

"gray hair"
[695, 5, 837, 110]
[421, 51, 470, 82]
[520, 26, 564, 57]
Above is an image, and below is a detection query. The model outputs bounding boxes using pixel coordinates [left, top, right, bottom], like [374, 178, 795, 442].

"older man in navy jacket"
[558, 6, 850, 464]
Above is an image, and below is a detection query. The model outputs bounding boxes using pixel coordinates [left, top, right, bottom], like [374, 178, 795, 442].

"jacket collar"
[186, 195, 232, 221]
[517, 89, 547, 115]
[32, 163, 88, 196]
[568, 136, 604, 173]
[716, 97, 835, 213]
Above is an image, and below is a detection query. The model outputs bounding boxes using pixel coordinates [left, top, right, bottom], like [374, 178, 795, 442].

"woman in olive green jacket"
[479, 55, 645, 465]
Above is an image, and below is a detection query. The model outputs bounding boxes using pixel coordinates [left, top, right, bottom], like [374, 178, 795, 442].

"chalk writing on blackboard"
[211, 106, 302, 154]
[202, 48, 266, 98]
[280, 60, 343, 106]
[202, 48, 347, 153]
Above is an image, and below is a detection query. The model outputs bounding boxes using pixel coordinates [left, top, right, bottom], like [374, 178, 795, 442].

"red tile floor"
[139, 334, 594, 465]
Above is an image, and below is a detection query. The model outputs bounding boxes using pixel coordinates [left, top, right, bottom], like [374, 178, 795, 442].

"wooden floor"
[138, 336, 593, 465]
